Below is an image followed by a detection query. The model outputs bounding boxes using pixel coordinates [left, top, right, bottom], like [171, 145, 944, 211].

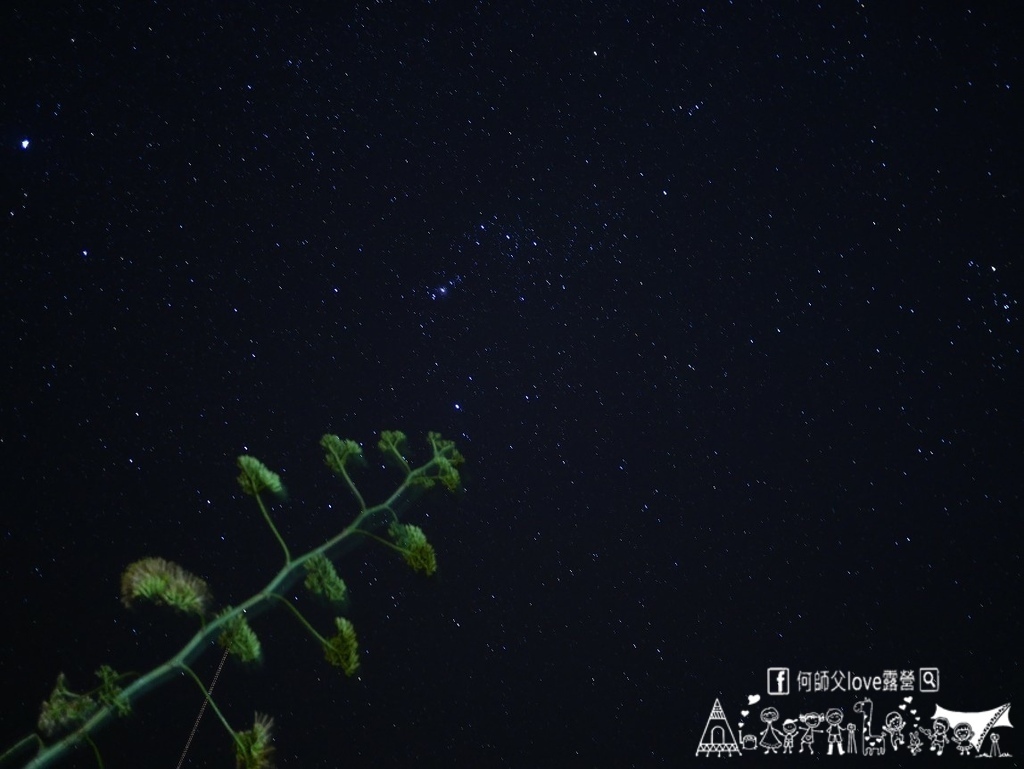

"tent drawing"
[696, 698, 742, 757]
[931, 703, 1012, 753]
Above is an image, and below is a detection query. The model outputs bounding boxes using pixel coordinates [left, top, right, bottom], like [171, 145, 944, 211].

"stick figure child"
[919, 717, 950, 756]
[952, 723, 975, 756]
[799, 712, 823, 755]
[882, 711, 906, 751]
[781, 720, 798, 754]
[825, 708, 845, 755]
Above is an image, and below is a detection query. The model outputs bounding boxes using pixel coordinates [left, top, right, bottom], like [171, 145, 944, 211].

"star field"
[1, 2, 1021, 766]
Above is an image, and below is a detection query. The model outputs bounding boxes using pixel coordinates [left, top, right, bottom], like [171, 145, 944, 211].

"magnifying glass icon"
[921, 669, 938, 690]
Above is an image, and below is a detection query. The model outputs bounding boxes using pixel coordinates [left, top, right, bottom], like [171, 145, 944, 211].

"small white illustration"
[696, 698, 1012, 758]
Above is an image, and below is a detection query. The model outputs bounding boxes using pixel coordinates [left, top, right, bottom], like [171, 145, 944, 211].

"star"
[427, 274, 463, 301]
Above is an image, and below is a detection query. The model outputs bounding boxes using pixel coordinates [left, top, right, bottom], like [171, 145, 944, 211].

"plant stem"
[179, 665, 239, 743]
[255, 493, 291, 564]
[12, 451, 449, 769]
[337, 463, 367, 511]
[352, 528, 406, 557]
[269, 593, 327, 645]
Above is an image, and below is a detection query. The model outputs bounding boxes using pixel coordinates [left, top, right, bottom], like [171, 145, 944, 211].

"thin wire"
[174, 647, 230, 769]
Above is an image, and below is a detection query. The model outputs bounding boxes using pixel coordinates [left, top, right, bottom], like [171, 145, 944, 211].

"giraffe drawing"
[854, 698, 887, 756]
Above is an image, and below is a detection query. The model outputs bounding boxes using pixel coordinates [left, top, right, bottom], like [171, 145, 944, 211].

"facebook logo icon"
[767, 667, 790, 695]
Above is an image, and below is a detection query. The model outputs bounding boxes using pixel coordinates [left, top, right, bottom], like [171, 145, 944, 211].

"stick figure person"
[825, 708, 845, 755]
[919, 717, 950, 756]
[781, 721, 798, 754]
[799, 712, 823, 755]
[952, 723, 974, 756]
[882, 711, 905, 751]
[759, 707, 783, 754]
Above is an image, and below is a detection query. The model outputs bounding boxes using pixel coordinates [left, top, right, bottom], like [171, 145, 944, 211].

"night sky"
[2, 3, 1021, 767]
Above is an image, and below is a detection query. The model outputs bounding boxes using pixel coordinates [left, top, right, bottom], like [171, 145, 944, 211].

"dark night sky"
[1, 2, 1020, 767]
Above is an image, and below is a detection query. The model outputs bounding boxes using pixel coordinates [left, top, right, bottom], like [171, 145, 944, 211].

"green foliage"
[408, 431, 464, 491]
[120, 557, 212, 617]
[377, 430, 410, 469]
[323, 617, 360, 676]
[427, 430, 461, 458]
[96, 665, 131, 717]
[236, 455, 286, 499]
[7, 430, 462, 769]
[377, 429, 407, 452]
[435, 455, 462, 491]
[218, 613, 263, 663]
[303, 553, 348, 604]
[234, 713, 275, 769]
[35, 666, 131, 742]
[389, 522, 438, 576]
[320, 434, 364, 476]
[37, 674, 97, 739]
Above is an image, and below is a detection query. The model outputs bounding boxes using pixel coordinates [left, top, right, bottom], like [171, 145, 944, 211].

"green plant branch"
[337, 462, 367, 511]
[352, 528, 401, 552]
[83, 736, 102, 769]
[255, 492, 291, 564]
[179, 665, 239, 747]
[0, 737, 41, 768]
[3, 431, 462, 769]
[320, 435, 369, 511]
[269, 593, 325, 644]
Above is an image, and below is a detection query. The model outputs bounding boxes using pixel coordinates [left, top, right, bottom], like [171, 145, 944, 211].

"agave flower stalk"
[2, 430, 462, 769]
